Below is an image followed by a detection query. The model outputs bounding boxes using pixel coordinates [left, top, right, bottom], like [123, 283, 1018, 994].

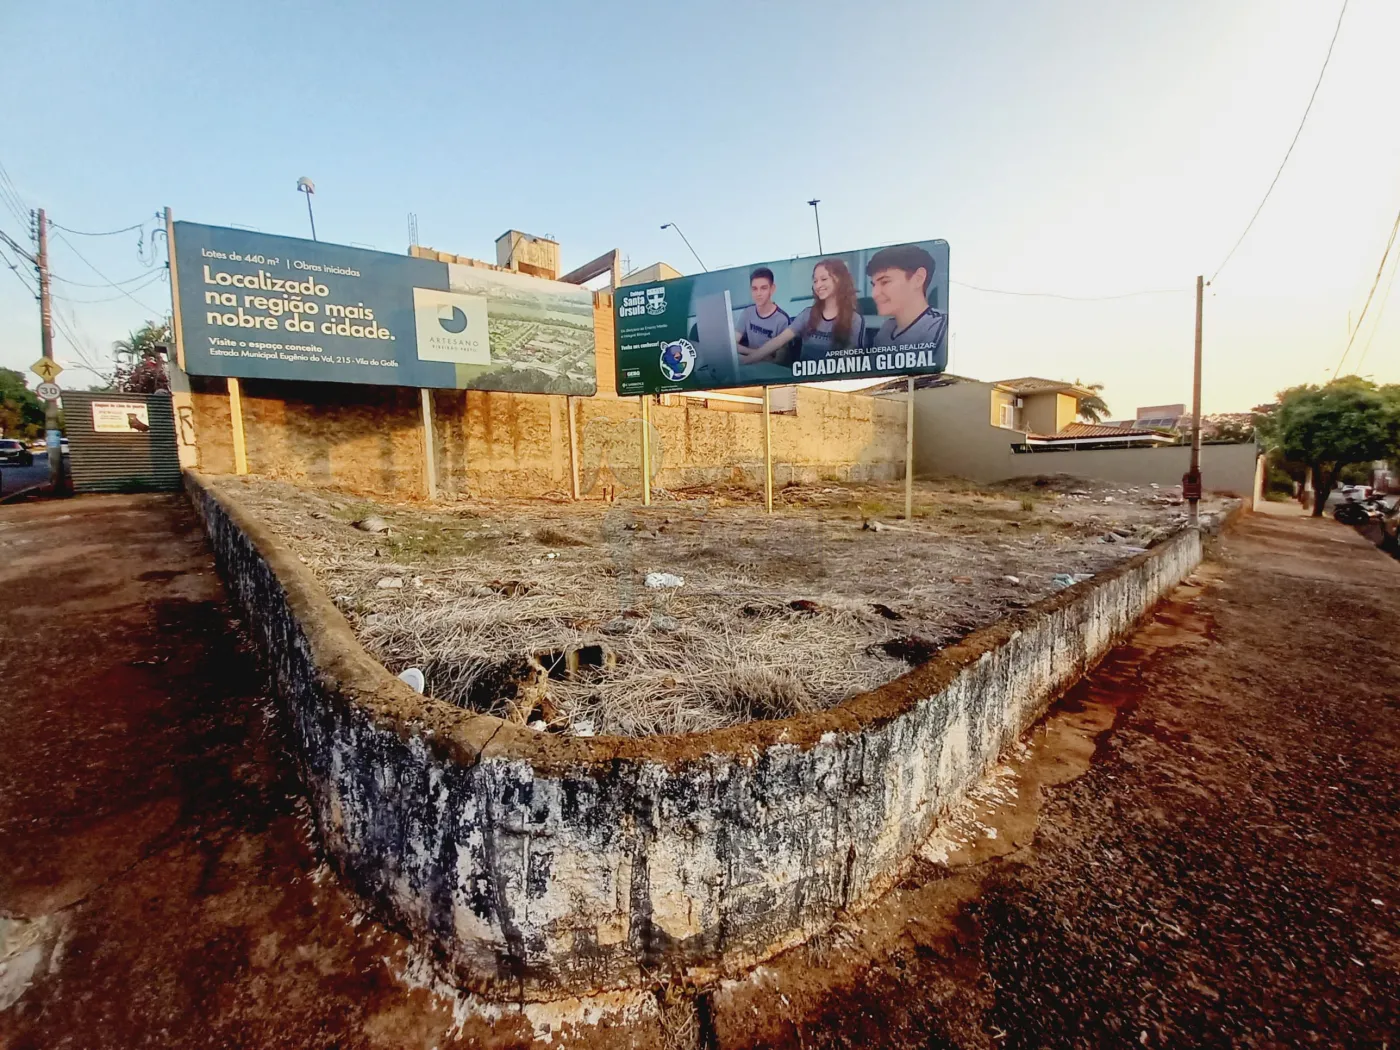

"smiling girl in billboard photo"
[738, 258, 864, 366]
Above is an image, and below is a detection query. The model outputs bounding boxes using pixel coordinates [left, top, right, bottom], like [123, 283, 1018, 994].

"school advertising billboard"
[614, 240, 948, 396]
[172, 222, 597, 394]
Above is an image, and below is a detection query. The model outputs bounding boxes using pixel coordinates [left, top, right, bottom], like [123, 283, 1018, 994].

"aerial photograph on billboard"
[174, 221, 596, 394]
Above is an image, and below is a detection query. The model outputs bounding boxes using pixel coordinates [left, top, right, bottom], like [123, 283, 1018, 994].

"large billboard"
[173, 222, 597, 394]
[614, 240, 948, 396]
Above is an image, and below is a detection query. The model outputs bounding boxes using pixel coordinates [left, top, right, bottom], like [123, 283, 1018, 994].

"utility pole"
[808, 199, 823, 255]
[35, 209, 64, 491]
[1185, 274, 1204, 525]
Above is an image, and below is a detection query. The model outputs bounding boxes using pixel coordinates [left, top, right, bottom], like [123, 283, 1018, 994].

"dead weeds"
[229, 476, 1225, 738]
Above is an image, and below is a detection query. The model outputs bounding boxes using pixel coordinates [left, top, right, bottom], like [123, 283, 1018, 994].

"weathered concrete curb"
[187, 471, 1203, 1001]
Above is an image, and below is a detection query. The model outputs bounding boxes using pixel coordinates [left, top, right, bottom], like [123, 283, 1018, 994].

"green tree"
[0, 368, 46, 440]
[113, 319, 172, 394]
[1074, 380, 1110, 424]
[1256, 377, 1400, 516]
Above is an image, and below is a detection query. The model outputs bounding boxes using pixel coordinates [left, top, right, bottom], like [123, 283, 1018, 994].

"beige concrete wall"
[1005, 442, 1259, 496]
[906, 381, 1256, 495]
[186, 294, 905, 500]
[1021, 392, 1059, 435]
[909, 381, 1026, 481]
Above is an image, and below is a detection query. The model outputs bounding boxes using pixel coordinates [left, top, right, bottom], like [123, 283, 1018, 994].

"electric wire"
[0, 226, 34, 263]
[52, 230, 164, 314]
[952, 280, 1189, 302]
[52, 270, 166, 305]
[0, 243, 37, 298]
[1352, 238, 1400, 374]
[49, 218, 146, 237]
[1331, 201, 1400, 379]
[0, 159, 29, 228]
[51, 268, 167, 288]
[1210, 0, 1349, 285]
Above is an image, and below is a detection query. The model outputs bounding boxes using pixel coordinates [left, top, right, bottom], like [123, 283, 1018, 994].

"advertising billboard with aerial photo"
[614, 240, 948, 396]
[173, 222, 597, 394]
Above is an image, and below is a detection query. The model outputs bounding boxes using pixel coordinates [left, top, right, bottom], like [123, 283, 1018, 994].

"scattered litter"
[864, 520, 914, 533]
[528, 719, 548, 732]
[397, 667, 425, 693]
[645, 572, 685, 590]
[376, 577, 404, 589]
[572, 720, 596, 737]
[1003, 575, 1021, 585]
[1051, 573, 1095, 589]
[352, 515, 390, 533]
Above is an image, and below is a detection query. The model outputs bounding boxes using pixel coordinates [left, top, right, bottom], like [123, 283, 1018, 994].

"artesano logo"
[413, 289, 490, 365]
[437, 306, 469, 334]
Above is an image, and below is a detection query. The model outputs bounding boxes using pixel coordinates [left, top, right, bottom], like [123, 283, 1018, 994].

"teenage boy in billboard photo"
[735, 267, 793, 357]
[867, 244, 947, 357]
[739, 258, 863, 366]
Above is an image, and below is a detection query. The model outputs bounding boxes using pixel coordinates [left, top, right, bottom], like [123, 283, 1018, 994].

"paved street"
[0, 497, 1396, 1049]
[0, 451, 51, 498]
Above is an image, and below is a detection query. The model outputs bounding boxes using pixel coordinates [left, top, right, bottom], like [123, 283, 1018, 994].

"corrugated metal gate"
[64, 391, 181, 493]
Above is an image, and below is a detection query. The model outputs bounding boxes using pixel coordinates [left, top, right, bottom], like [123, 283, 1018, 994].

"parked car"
[0, 438, 34, 466]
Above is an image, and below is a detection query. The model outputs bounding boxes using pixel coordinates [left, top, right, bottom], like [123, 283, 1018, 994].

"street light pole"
[297, 177, 317, 241]
[659, 223, 707, 272]
[1186, 275, 1204, 525]
[807, 199, 823, 255]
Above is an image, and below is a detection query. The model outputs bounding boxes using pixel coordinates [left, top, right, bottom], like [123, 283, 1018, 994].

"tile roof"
[1027, 422, 1172, 441]
[994, 377, 1086, 395]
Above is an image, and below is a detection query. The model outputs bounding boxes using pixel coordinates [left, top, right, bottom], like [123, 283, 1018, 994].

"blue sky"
[1, 0, 1397, 414]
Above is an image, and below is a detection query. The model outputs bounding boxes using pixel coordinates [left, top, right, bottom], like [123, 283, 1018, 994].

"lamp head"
[297, 177, 315, 195]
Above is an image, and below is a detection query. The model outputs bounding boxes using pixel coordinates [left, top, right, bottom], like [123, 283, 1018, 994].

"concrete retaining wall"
[188, 471, 1203, 1001]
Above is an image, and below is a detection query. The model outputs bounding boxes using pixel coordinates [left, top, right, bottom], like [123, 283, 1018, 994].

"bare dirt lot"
[230, 475, 1226, 736]
[5, 496, 1395, 1049]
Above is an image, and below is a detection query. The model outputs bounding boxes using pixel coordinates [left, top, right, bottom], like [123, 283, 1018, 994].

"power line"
[1331, 200, 1400, 379]
[1210, 0, 1349, 285]
[0, 225, 34, 263]
[51, 268, 165, 288]
[952, 280, 1189, 302]
[51, 229, 164, 314]
[49, 218, 146, 237]
[0, 242, 37, 297]
[0, 159, 29, 228]
[53, 271, 166, 304]
[1353, 236, 1400, 374]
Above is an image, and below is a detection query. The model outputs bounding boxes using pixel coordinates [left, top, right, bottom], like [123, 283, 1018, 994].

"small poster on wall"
[91, 401, 151, 434]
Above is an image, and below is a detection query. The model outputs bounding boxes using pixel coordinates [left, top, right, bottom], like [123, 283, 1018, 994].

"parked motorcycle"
[1334, 493, 1393, 527]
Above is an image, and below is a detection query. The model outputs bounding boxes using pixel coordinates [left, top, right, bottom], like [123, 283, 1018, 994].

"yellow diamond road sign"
[31, 357, 63, 383]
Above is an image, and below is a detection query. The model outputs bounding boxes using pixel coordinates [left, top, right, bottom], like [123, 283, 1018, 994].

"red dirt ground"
[1, 495, 1396, 1048]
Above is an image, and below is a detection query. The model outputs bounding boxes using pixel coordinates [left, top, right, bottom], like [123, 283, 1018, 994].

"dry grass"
[229, 475, 1221, 738]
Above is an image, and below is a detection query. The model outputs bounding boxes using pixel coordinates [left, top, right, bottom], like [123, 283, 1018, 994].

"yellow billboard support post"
[420, 388, 438, 501]
[640, 395, 651, 506]
[904, 376, 915, 520]
[228, 377, 248, 475]
[762, 386, 773, 513]
[566, 395, 580, 500]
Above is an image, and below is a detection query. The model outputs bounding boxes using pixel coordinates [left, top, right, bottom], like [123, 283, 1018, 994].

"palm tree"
[113, 319, 173, 393]
[1074, 380, 1110, 424]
